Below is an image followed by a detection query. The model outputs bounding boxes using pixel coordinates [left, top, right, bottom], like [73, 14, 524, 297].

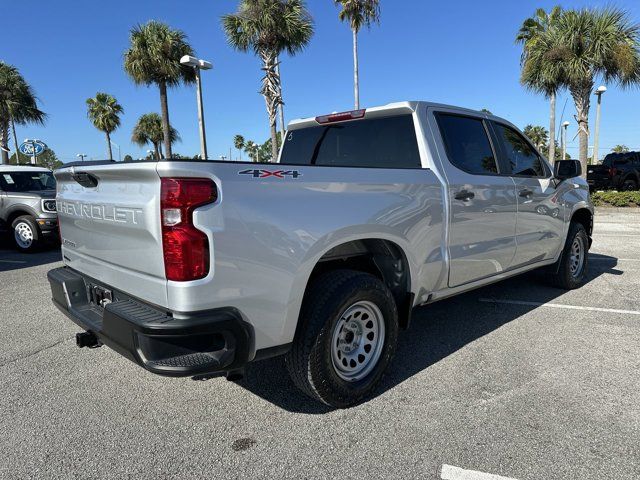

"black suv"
[587, 152, 640, 191]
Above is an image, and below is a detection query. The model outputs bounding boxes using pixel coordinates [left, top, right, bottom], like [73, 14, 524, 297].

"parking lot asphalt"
[1, 210, 639, 480]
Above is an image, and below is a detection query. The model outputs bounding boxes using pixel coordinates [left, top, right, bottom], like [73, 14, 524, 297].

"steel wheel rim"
[330, 300, 385, 382]
[569, 236, 585, 278]
[14, 222, 33, 249]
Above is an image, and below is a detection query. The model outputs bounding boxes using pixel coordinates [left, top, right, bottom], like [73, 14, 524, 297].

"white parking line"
[441, 464, 519, 480]
[479, 298, 640, 316]
[590, 258, 640, 262]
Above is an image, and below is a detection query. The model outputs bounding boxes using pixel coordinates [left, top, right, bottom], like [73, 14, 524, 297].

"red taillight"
[161, 178, 217, 282]
[315, 109, 366, 124]
[608, 167, 617, 177]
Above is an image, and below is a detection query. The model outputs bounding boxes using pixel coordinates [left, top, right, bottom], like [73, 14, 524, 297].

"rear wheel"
[549, 222, 589, 289]
[622, 179, 638, 191]
[285, 270, 399, 408]
[11, 215, 41, 252]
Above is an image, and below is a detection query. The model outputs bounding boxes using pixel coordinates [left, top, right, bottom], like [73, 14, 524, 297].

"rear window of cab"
[280, 115, 421, 169]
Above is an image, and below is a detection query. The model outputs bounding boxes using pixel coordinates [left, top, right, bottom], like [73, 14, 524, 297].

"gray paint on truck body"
[53, 101, 593, 358]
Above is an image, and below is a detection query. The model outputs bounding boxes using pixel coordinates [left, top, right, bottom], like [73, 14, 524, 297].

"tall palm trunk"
[106, 131, 113, 160]
[259, 48, 282, 162]
[276, 59, 286, 142]
[548, 92, 556, 164]
[158, 80, 172, 159]
[11, 121, 20, 164]
[0, 122, 9, 165]
[352, 28, 360, 110]
[154, 142, 161, 161]
[571, 82, 592, 177]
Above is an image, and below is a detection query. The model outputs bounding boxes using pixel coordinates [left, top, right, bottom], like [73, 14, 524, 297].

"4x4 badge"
[238, 169, 302, 179]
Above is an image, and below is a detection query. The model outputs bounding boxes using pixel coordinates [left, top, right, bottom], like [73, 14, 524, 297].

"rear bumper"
[47, 267, 254, 377]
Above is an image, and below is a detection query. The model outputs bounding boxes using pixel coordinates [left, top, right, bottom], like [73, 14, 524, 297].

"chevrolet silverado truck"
[47, 102, 593, 407]
[0, 165, 58, 251]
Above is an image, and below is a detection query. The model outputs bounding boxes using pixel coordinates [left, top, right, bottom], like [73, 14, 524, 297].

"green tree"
[523, 124, 549, 151]
[123, 154, 134, 162]
[10, 148, 62, 170]
[0, 62, 46, 165]
[222, 0, 314, 162]
[612, 145, 630, 153]
[334, 0, 380, 110]
[124, 21, 195, 159]
[234, 134, 246, 160]
[480, 108, 493, 115]
[244, 140, 260, 162]
[132, 112, 180, 160]
[525, 8, 640, 174]
[86, 92, 123, 161]
[517, 6, 563, 164]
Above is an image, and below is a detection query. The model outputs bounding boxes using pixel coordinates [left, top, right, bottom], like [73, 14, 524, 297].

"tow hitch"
[76, 331, 101, 349]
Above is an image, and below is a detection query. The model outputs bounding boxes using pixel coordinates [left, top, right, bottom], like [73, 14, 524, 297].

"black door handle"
[455, 190, 475, 201]
[519, 188, 534, 197]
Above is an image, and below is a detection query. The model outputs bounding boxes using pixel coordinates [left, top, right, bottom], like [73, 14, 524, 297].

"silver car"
[48, 101, 593, 407]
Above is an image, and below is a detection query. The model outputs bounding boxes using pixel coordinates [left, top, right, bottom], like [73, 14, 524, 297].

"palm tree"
[523, 125, 549, 151]
[334, 0, 380, 110]
[131, 113, 180, 160]
[222, 0, 314, 162]
[234, 134, 246, 161]
[517, 6, 563, 164]
[0, 62, 46, 164]
[86, 93, 123, 161]
[244, 140, 260, 162]
[124, 21, 195, 159]
[612, 145, 630, 154]
[526, 8, 640, 174]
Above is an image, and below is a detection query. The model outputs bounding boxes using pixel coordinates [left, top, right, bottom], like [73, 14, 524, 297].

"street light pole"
[77, 153, 87, 162]
[593, 85, 607, 165]
[562, 121, 570, 161]
[180, 55, 213, 161]
[110, 140, 121, 161]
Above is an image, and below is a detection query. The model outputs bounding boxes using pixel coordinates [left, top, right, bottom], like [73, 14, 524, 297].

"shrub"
[591, 191, 640, 207]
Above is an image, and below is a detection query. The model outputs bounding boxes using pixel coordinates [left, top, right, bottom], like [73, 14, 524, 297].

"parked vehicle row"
[587, 151, 640, 191]
[0, 165, 58, 252]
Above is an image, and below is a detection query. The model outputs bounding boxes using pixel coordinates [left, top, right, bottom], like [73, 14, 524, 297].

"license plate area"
[88, 284, 113, 308]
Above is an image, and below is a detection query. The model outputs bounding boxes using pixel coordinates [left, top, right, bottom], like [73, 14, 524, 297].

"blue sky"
[4, 0, 640, 162]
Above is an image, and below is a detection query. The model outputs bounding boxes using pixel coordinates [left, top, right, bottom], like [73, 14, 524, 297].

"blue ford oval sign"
[19, 141, 47, 157]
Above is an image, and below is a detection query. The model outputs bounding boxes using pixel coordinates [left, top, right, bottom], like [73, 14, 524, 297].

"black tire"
[622, 179, 638, 191]
[549, 222, 589, 290]
[285, 270, 399, 408]
[11, 215, 41, 253]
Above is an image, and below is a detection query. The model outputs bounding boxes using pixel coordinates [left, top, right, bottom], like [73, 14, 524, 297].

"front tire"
[11, 215, 41, 252]
[549, 222, 589, 289]
[285, 270, 399, 408]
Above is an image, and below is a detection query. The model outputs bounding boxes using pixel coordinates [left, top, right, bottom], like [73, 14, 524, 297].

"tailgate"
[587, 165, 609, 182]
[54, 163, 168, 307]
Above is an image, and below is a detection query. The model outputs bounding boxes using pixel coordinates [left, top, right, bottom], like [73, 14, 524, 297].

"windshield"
[0, 171, 56, 192]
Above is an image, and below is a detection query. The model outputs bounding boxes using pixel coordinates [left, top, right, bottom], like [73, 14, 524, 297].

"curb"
[595, 207, 640, 214]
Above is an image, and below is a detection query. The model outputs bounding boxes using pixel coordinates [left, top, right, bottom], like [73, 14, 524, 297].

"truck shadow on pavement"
[0, 241, 62, 272]
[236, 253, 622, 414]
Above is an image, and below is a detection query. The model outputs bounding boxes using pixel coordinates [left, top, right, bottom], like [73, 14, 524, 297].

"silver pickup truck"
[48, 101, 593, 407]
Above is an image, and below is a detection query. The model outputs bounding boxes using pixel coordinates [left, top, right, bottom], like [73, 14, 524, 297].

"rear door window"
[435, 113, 499, 175]
[493, 123, 547, 177]
[280, 115, 421, 169]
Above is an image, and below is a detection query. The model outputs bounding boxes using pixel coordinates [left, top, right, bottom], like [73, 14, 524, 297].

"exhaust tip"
[76, 331, 101, 349]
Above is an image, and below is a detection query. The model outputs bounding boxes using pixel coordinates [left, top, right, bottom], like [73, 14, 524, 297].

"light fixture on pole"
[180, 55, 213, 161]
[110, 140, 121, 161]
[593, 85, 607, 165]
[77, 153, 87, 162]
[562, 121, 570, 161]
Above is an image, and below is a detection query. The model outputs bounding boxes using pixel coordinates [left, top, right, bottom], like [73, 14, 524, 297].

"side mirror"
[554, 160, 581, 180]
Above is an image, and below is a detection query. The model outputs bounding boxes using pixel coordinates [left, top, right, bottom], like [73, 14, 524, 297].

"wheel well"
[7, 210, 32, 226]
[307, 239, 414, 329]
[571, 208, 593, 238]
